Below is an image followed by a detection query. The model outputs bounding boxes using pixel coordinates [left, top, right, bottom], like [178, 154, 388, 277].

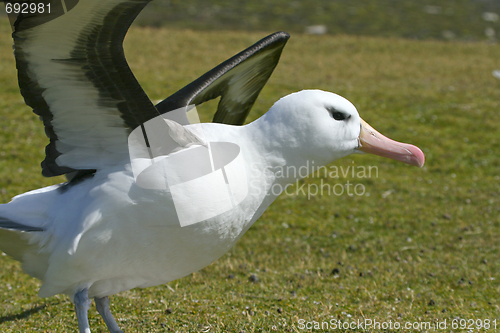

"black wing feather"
[156, 31, 290, 125]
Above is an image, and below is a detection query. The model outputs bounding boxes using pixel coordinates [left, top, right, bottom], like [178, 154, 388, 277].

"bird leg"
[74, 289, 92, 333]
[95, 296, 123, 333]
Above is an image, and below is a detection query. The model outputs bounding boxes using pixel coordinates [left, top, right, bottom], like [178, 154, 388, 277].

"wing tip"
[273, 31, 291, 40]
[262, 31, 291, 47]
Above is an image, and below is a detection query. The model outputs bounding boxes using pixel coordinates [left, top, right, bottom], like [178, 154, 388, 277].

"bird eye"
[326, 106, 350, 121]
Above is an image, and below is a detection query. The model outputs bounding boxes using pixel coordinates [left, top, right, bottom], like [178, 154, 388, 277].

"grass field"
[0, 17, 500, 332]
[135, 0, 500, 41]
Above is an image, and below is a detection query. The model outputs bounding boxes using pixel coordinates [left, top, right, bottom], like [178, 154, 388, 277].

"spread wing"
[156, 31, 290, 125]
[13, 0, 160, 177]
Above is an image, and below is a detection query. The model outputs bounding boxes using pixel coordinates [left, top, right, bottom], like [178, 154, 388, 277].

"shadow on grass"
[0, 304, 47, 324]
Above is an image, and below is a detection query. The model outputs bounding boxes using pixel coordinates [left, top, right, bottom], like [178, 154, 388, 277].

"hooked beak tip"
[358, 118, 425, 168]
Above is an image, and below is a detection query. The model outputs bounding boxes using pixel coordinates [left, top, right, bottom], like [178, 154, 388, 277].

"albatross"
[0, 1, 425, 332]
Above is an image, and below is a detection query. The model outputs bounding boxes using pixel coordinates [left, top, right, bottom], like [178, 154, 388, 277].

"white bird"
[0, 1, 425, 332]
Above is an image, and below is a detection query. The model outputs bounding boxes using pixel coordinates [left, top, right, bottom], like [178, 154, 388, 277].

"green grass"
[1, 18, 500, 332]
[134, 0, 500, 41]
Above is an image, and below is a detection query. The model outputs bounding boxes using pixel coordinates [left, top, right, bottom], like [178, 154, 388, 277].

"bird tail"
[0, 217, 43, 261]
[0, 216, 49, 281]
[0, 217, 44, 232]
[0, 186, 59, 281]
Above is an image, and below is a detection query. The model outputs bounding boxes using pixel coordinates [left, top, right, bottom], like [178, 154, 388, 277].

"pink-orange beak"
[358, 119, 425, 168]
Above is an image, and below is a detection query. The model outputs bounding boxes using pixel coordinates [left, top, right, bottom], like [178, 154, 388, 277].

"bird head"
[265, 90, 425, 168]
